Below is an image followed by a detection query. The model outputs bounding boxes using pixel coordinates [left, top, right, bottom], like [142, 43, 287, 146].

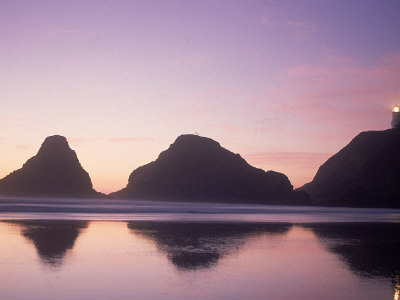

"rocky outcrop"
[0, 135, 101, 198]
[114, 134, 309, 204]
[299, 129, 400, 208]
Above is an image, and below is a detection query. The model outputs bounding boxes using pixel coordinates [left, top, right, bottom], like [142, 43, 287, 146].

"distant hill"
[0, 135, 101, 198]
[299, 129, 400, 208]
[113, 134, 309, 204]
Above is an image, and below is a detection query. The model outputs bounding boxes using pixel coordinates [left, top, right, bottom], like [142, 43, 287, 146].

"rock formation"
[299, 129, 400, 208]
[0, 135, 101, 197]
[114, 134, 309, 204]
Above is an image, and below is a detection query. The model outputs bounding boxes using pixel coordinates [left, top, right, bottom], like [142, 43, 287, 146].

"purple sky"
[1, 0, 400, 193]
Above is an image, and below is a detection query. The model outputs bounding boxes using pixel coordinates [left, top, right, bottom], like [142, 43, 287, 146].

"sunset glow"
[1, 1, 399, 193]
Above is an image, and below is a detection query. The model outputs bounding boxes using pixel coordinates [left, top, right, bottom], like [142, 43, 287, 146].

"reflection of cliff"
[305, 223, 400, 280]
[128, 222, 291, 270]
[16, 221, 88, 266]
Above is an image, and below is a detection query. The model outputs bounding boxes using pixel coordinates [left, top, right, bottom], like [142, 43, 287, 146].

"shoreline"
[1, 197, 399, 223]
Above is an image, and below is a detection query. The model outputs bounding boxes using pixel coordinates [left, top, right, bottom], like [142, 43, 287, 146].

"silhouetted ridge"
[0, 135, 101, 197]
[299, 128, 400, 208]
[172, 134, 221, 149]
[114, 134, 309, 204]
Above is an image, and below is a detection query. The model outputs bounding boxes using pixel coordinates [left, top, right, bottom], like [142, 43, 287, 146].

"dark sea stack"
[0, 135, 100, 197]
[299, 129, 400, 208]
[114, 134, 307, 204]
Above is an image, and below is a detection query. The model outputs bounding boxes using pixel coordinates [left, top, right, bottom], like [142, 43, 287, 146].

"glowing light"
[394, 276, 400, 300]
[393, 105, 400, 113]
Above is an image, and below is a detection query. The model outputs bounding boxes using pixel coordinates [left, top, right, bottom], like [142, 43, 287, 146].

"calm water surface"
[0, 220, 399, 300]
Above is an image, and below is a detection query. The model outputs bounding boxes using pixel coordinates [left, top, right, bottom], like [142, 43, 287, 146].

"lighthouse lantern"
[392, 104, 400, 128]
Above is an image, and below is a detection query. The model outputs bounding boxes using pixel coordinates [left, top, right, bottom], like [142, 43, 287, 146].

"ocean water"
[0, 198, 399, 299]
[1, 197, 399, 222]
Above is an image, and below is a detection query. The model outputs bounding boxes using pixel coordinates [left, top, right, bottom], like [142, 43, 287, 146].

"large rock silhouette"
[0, 135, 100, 197]
[114, 134, 308, 204]
[299, 129, 400, 208]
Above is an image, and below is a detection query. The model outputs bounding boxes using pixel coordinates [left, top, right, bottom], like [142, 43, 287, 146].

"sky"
[1, 0, 400, 194]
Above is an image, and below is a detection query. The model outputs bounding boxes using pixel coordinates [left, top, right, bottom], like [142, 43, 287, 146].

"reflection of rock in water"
[128, 222, 291, 270]
[305, 223, 400, 284]
[16, 221, 88, 266]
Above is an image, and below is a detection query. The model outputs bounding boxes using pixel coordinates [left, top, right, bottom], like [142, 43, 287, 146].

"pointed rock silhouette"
[0, 135, 100, 197]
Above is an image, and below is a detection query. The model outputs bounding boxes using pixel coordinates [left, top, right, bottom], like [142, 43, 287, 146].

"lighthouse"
[392, 104, 400, 128]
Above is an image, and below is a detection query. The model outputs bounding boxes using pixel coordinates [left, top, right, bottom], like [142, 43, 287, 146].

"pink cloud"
[240, 51, 400, 153]
[286, 52, 400, 82]
[382, 52, 400, 63]
[281, 52, 400, 117]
